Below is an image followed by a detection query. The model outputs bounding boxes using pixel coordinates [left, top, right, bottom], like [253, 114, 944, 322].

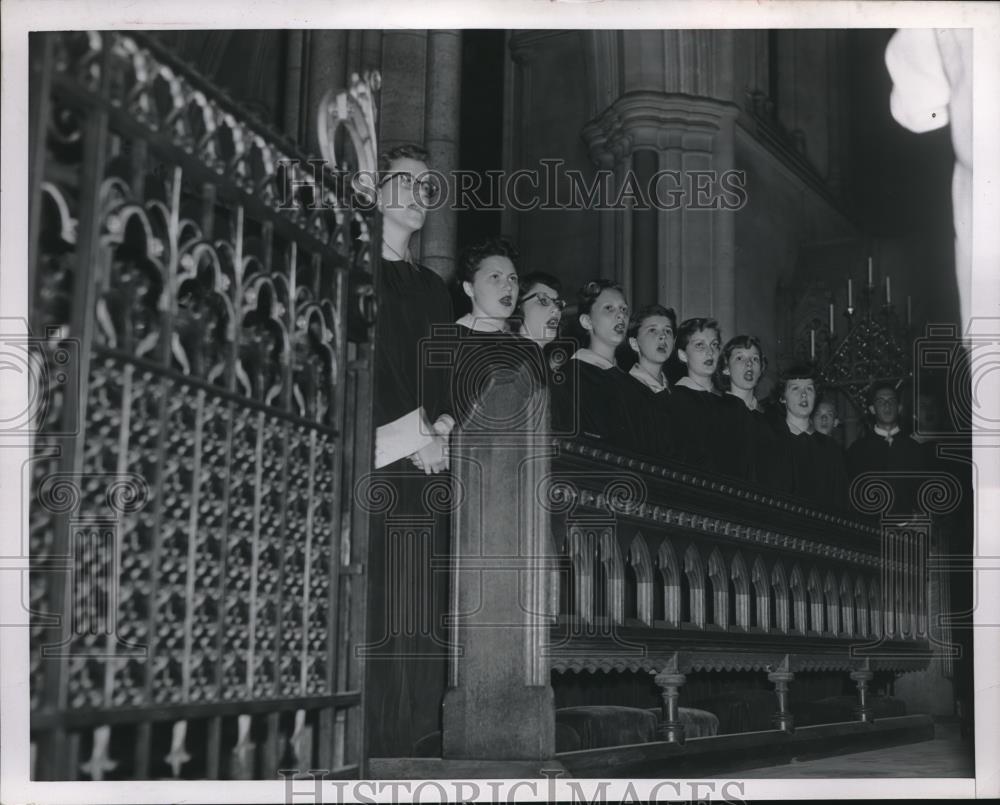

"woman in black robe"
[446, 235, 550, 436]
[712, 335, 789, 494]
[550, 279, 638, 449]
[769, 364, 849, 511]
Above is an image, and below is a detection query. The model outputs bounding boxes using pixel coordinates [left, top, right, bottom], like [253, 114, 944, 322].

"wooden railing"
[442, 361, 953, 766]
[28, 31, 376, 780]
[546, 438, 941, 738]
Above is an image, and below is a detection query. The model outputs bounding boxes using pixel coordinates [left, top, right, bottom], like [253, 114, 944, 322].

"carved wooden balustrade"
[442, 360, 952, 774]
[546, 439, 940, 733]
[28, 31, 377, 780]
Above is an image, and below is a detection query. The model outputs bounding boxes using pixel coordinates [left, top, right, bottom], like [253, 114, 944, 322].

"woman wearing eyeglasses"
[512, 271, 565, 344]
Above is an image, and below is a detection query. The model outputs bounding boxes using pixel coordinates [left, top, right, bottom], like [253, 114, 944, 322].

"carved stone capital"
[581, 91, 740, 166]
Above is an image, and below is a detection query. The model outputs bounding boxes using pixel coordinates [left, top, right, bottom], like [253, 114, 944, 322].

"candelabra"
[798, 257, 913, 414]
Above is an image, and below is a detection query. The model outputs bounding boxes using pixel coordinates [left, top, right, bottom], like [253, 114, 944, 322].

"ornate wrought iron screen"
[28, 31, 377, 780]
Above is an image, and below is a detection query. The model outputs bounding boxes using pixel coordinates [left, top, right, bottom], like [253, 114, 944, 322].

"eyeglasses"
[378, 171, 440, 201]
[521, 292, 566, 310]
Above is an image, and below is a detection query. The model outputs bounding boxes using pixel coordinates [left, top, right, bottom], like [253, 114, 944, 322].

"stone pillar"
[420, 30, 462, 283]
[582, 93, 739, 327]
[302, 31, 349, 157]
[379, 30, 428, 148]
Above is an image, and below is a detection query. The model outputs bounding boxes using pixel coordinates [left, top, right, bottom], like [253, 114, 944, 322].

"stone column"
[420, 30, 462, 283]
[582, 93, 739, 327]
[302, 31, 349, 157]
[378, 30, 428, 148]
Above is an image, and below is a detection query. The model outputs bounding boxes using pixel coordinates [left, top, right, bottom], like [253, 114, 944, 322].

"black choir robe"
[448, 324, 548, 434]
[362, 259, 453, 758]
[621, 369, 675, 464]
[714, 393, 791, 494]
[847, 428, 925, 514]
[771, 420, 850, 511]
[664, 382, 723, 473]
[551, 352, 636, 450]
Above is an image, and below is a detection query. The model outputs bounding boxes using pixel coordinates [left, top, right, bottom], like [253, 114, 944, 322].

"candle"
[810, 328, 816, 360]
[829, 303, 835, 335]
[848, 278, 853, 308]
[867, 256, 873, 287]
[886, 276, 891, 304]
[907, 295, 912, 326]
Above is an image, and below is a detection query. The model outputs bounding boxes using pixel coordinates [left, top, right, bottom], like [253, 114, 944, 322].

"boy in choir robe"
[811, 396, 842, 441]
[712, 335, 788, 493]
[665, 317, 723, 471]
[770, 364, 849, 511]
[847, 382, 924, 514]
[550, 279, 635, 447]
[621, 303, 677, 461]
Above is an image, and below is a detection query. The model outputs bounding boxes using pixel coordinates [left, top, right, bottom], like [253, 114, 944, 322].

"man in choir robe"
[665, 317, 723, 472]
[847, 382, 924, 515]
[364, 143, 454, 758]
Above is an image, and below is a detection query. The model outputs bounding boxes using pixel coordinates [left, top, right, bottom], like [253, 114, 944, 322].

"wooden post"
[654, 655, 687, 745]
[851, 662, 876, 724]
[768, 657, 795, 733]
[441, 347, 555, 761]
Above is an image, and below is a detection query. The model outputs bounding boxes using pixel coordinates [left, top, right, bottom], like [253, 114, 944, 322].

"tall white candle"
[848, 278, 853, 308]
[829, 303, 835, 334]
[810, 328, 816, 360]
[886, 275, 891, 304]
[868, 256, 873, 287]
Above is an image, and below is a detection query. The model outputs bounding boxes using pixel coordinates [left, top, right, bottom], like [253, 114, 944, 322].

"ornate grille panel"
[29, 31, 376, 780]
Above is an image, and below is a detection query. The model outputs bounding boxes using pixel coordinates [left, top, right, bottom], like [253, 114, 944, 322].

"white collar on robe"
[676, 376, 715, 393]
[726, 390, 759, 411]
[456, 313, 508, 333]
[572, 348, 616, 370]
[874, 424, 901, 443]
[786, 417, 813, 436]
[629, 363, 669, 393]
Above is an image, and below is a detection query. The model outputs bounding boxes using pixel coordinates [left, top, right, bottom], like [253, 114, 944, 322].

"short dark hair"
[866, 380, 900, 407]
[517, 271, 562, 300]
[627, 304, 677, 341]
[774, 362, 820, 399]
[813, 393, 839, 414]
[457, 235, 520, 285]
[676, 317, 720, 352]
[714, 334, 766, 392]
[512, 271, 563, 323]
[378, 143, 430, 174]
[577, 279, 625, 318]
